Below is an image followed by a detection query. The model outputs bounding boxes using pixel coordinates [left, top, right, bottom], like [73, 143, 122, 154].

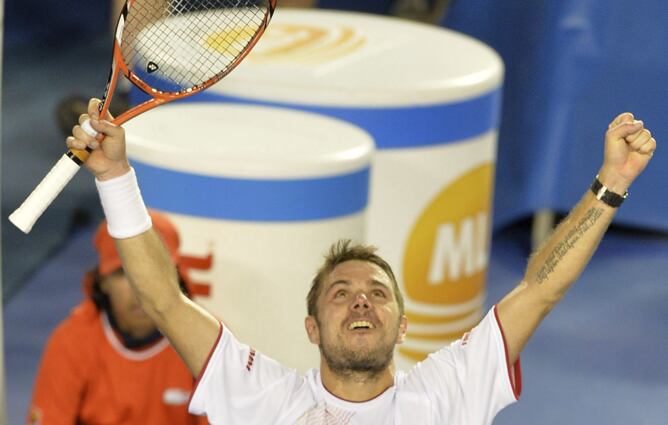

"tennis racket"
[10, 0, 276, 233]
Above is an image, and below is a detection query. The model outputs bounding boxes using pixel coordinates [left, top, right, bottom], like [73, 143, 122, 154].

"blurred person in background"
[27, 211, 208, 425]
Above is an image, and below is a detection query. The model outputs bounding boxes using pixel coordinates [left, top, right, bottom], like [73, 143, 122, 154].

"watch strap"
[590, 175, 628, 208]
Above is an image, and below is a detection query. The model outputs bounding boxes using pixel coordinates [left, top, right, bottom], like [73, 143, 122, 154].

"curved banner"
[131, 88, 502, 149]
[133, 161, 370, 221]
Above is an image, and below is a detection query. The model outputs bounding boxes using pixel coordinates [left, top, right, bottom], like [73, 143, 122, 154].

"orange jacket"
[27, 300, 208, 425]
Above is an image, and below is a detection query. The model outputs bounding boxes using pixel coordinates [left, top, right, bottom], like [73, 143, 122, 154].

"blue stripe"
[130, 87, 502, 149]
[133, 161, 370, 221]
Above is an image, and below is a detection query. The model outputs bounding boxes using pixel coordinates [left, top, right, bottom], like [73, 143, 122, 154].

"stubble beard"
[319, 326, 398, 380]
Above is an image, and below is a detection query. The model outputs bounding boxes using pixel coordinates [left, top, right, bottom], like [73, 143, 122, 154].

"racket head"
[122, 0, 275, 98]
[97, 0, 275, 124]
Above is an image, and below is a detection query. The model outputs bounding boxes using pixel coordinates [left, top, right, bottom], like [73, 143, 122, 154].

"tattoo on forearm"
[536, 207, 604, 284]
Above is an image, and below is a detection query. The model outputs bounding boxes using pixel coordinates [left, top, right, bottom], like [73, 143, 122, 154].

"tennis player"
[67, 98, 656, 424]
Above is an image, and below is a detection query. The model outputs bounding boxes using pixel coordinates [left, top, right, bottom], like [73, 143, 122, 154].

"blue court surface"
[4, 220, 667, 424]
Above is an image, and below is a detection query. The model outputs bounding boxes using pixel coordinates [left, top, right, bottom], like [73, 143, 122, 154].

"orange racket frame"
[10, 0, 277, 233]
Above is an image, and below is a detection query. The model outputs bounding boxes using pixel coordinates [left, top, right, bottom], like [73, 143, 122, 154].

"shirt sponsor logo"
[296, 401, 354, 425]
[246, 348, 257, 372]
[163, 388, 191, 405]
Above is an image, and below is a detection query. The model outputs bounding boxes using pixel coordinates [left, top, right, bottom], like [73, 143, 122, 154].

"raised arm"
[67, 99, 220, 376]
[496, 112, 656, 364]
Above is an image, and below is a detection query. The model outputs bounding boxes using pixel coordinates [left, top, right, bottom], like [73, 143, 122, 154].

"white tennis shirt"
[190, 307, 521, 424]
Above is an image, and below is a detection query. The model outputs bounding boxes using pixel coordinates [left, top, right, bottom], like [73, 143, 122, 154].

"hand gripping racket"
[10, 0, 276, 233]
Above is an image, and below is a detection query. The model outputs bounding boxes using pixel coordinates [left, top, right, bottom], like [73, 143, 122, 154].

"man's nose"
[351, 293, 370, 310]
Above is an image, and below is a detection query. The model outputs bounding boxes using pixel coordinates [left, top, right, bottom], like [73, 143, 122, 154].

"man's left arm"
[496, 112, 656, 364]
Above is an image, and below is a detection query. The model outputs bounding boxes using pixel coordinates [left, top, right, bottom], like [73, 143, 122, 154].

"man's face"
[101, 270, 157, 339]
[305, 260, 407, 374]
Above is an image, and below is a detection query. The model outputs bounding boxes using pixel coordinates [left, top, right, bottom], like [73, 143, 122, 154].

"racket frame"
[10, 0, 277, 233]
[73, 0, 277, 162]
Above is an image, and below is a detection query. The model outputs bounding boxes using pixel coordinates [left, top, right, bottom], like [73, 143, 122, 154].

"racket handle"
[9, 154, 82, 233]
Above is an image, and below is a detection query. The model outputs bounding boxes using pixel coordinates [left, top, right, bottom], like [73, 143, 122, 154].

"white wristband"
[95, 168, 152, 239]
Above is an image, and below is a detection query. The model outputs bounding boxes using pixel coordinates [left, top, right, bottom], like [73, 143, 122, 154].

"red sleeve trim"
[189, 321, 224, 405]
[493, 306, 522, 400]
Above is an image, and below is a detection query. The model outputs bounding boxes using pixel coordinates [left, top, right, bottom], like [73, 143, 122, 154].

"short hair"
[307, 239, 405, 319]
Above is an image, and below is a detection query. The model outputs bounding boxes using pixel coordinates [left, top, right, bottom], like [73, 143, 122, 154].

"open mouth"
[348, 320, 375, 330]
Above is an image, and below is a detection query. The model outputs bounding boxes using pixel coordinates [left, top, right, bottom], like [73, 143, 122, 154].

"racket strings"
[122, 0, 269, 94]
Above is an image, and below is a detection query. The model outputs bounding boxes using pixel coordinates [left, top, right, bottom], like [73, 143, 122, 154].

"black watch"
[590, 175, 628, 208]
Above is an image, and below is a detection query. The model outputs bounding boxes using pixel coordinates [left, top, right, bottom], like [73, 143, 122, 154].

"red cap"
[95, 210, 180, 276]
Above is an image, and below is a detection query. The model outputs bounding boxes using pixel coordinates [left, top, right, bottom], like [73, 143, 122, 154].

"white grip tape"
[9, 155, 81, 233]
[81, 119, 98, 138]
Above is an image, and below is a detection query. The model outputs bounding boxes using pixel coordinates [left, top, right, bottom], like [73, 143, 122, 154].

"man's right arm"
[68, 99, 219, 376]
[116, 229, 220, 376]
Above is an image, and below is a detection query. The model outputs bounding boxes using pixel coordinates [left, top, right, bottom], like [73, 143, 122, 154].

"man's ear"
[305, 315, 320, 345]
[396, 315, 408, 344]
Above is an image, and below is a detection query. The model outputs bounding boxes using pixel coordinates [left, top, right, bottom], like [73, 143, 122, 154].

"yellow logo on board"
[206, 24, 366, 64]
[400, 163, 493, 361]
[205, 26, 257, 58]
